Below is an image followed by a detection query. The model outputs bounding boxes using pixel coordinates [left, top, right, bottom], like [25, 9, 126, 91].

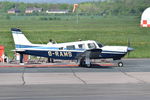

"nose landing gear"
[118, 62, 123, 67]
[113, 58, 124, 67]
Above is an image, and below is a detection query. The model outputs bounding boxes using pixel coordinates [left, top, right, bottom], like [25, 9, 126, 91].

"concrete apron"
[0, 72, 149, 85]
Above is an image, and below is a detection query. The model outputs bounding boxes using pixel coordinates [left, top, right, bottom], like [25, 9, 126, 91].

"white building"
[25, 7, 43, 14]
[7, 8, 20, 14]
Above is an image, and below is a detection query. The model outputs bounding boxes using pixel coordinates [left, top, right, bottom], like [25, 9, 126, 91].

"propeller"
[127, 38, 134, 57]
[128, 38, 130, 48]
[128, 38, 130, 57]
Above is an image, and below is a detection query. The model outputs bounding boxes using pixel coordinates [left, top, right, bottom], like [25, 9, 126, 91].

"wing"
[76, 48, 102, 59]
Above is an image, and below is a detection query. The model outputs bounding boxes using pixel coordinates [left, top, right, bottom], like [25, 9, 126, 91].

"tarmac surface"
[0, 59, 150, 100]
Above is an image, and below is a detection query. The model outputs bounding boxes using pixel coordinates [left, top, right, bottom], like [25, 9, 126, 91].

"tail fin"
[11, 28, 32, 49]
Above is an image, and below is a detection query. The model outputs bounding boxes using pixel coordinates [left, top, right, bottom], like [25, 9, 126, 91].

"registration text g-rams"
[48, 51, 72, 57]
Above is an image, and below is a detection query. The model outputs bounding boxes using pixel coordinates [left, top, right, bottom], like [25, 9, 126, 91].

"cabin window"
[88, 43, 96, 49]
[78, 44, 85, 49]
[66, 45, 75, 50]
[59, 47, 63, 50]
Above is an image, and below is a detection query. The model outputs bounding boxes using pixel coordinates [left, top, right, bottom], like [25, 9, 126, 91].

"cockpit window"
[88, 43, 96, 49]
[96, 42, 103, 48]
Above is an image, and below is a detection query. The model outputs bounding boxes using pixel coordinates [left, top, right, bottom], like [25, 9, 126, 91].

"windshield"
[96, 42, 103, 48]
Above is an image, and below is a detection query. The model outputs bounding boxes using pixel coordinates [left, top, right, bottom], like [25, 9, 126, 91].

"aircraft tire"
[118, 62, 123, 67]
[86, 63, 92, 68]
[79, 61, 86, 67]
[79, 61, 92, 67]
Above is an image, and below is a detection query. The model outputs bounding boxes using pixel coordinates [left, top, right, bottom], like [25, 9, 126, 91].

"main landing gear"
[78, 58, 91, 67]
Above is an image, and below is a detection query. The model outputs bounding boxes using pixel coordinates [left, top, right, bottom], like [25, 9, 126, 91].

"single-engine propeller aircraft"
[11, 28, 134, 67]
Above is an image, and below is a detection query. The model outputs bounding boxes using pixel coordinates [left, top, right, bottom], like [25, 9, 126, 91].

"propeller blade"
[128, 38, 130, 47]
[127, 38, 131, 57]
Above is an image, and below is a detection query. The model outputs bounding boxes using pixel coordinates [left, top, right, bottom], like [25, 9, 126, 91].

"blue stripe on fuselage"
[16, 44, 126, 53]
[15, 44, 58, 50]
[15, 44, 85, 51]
[100, 53, 126, 59]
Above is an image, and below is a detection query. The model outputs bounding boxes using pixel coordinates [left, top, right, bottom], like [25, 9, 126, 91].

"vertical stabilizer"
[11, 28, 32, 49]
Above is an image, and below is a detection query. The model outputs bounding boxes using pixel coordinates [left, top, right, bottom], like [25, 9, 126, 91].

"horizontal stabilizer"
[11, 28, 21, 32]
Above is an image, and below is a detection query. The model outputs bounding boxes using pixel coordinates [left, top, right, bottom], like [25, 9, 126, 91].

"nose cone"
[127, 47, 134, 52]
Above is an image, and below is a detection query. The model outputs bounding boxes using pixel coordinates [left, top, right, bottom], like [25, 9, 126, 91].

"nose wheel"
[118, 62, 123, 67]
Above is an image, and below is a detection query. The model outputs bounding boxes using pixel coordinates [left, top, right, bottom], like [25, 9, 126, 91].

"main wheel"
[118, 62, 123, 67]
[79, 61, 86, 67]
[79, 61, 92, 67]
[86, 63, 92, 68]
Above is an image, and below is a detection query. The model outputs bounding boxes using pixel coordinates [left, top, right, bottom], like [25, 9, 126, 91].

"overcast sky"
[0, 0, 101, 4]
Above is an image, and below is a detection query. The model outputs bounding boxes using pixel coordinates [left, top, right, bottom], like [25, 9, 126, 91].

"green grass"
[0, 15, 149, 58]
